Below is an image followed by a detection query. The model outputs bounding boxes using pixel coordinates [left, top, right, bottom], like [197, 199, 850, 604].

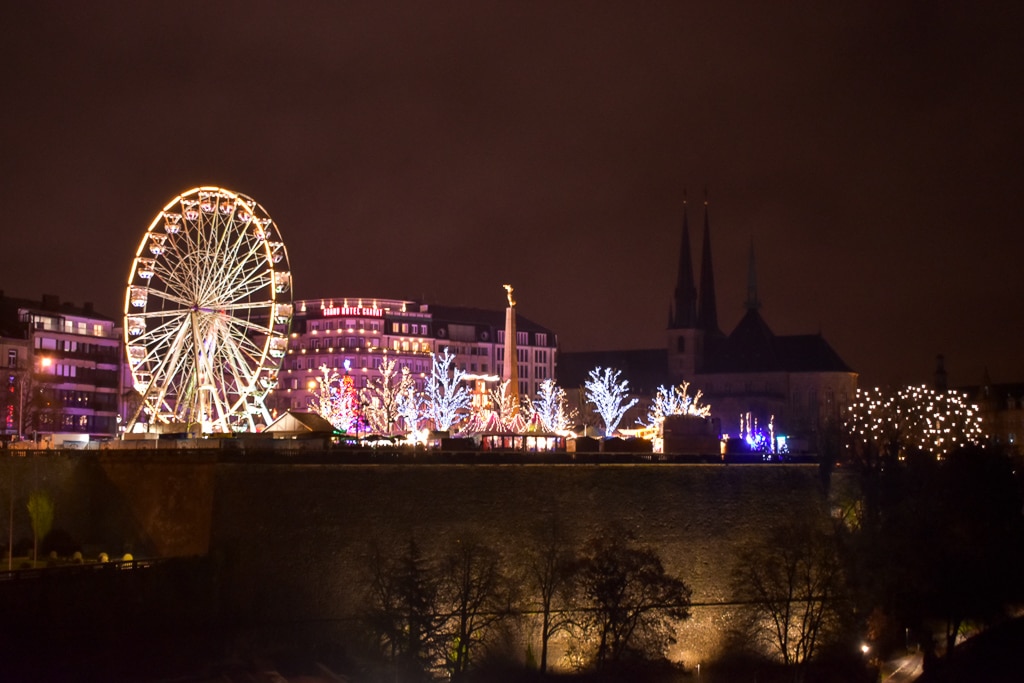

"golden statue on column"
[502, 284, 519, 415]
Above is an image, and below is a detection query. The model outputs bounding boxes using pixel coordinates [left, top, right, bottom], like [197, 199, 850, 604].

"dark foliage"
[842, 444, 1024, 661]
[0, 556, 224, 681]
[362, 538, 441, 682]
[572, 528, 692, 668]
[41, 526, 80, 557]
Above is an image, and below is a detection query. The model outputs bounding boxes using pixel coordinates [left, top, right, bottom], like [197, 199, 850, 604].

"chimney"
[42, 294, 60, 310]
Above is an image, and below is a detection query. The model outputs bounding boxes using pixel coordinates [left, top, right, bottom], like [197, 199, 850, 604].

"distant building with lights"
[559, 202, 858, 441]
[269, 297, 557, 419]
[960, 375, 1024, 457]
[0, 292, 121, 443]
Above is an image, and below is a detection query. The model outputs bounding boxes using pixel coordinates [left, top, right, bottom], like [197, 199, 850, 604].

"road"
[880, 653, 924, 682]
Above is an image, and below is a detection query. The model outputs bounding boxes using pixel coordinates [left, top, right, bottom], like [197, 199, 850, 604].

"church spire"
[745, 238, 761, 311]
[669, 195, 697, 329]
[696, 197, 720, 335]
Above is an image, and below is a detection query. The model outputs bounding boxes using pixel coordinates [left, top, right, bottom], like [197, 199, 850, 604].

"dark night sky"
[2, 2, 1022, 388]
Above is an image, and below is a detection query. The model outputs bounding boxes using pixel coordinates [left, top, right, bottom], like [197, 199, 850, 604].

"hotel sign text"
[323, 306, 384, 318]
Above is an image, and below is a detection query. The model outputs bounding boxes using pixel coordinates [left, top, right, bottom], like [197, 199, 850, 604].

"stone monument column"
[502, 284, 520, 416]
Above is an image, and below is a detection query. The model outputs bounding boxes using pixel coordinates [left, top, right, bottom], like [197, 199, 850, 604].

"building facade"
[0, 293, 121, 442]
[961, 377, 1024, 457]
[269, 297, 558, 419]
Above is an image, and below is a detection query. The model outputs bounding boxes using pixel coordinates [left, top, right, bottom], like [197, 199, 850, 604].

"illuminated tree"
[308, 364, 358, 433]
[489, 380, 525, 431]
[584, 367, 638, 437]
[27, 490, 54, 563]
[396, 379, 422, 438]
[845, 385, 985, 461]
[638, 381, 711, 430]
[361, 355, 415, 436]
[423, 347, 471, 432]
[531, 379, 575, 433]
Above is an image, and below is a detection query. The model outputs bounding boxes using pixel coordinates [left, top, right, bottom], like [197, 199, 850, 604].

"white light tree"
[584, 367, 638, 437]
[639, 381, 712, 430]
[531, 378, 575, 433]
[396, 379, 422, 439]
[308, 364, 358, 432]
[845, 384, 985, 460]
[489, 379, 526, 431]
[423, 347, 471, 433]
[361, 355, 415, 436]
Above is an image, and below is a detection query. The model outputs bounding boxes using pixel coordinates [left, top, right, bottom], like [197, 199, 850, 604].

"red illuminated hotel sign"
[322, 306, 384, 318]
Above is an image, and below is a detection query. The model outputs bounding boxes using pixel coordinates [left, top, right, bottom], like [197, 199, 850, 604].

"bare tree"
[573, 527, 692, 667]
[436, 537, 510, 680]
[520, 520, 578, 673]
[731, 520, 846, 671]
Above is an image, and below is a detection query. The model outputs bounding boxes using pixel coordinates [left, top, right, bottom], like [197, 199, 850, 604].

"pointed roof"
[669, 199, 698, 329]
[696, 201, 721, 335]
[264, 410, 337, 435]
[705, 308, 780, 372]
[745, 239, 761, 311]
[702, 307, 853, 374]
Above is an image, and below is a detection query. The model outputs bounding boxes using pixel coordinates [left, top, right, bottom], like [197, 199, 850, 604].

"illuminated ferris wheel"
[123, 186, 293, 433]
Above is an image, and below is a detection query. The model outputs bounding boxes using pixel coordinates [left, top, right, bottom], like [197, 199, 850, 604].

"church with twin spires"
[666, 201, 857, 438]
[558, 200, 858, 441]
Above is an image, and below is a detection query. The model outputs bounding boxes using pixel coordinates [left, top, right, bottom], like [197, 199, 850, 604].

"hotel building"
[269, 297, 558, 417]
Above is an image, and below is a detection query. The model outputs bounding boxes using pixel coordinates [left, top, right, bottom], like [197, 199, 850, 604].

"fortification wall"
[208, 462, 840, 666]
[0, 452, 844, 667]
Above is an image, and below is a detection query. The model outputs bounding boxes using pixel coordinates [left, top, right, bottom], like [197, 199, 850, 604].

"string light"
[845, 384, 986, 459]
[422, 347, 471, 432]
[585, 367, 639, 437]
[531, 378, 576, 434]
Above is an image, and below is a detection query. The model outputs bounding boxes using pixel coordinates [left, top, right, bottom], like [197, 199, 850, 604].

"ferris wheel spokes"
[124, 187, 292, 434]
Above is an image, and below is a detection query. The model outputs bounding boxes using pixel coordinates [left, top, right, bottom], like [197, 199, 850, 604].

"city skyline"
[3, 2, 1022, 389]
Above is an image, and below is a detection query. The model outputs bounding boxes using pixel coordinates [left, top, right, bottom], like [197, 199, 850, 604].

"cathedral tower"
[696, 200, 721, 337]
[667, 199, 703, 381]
